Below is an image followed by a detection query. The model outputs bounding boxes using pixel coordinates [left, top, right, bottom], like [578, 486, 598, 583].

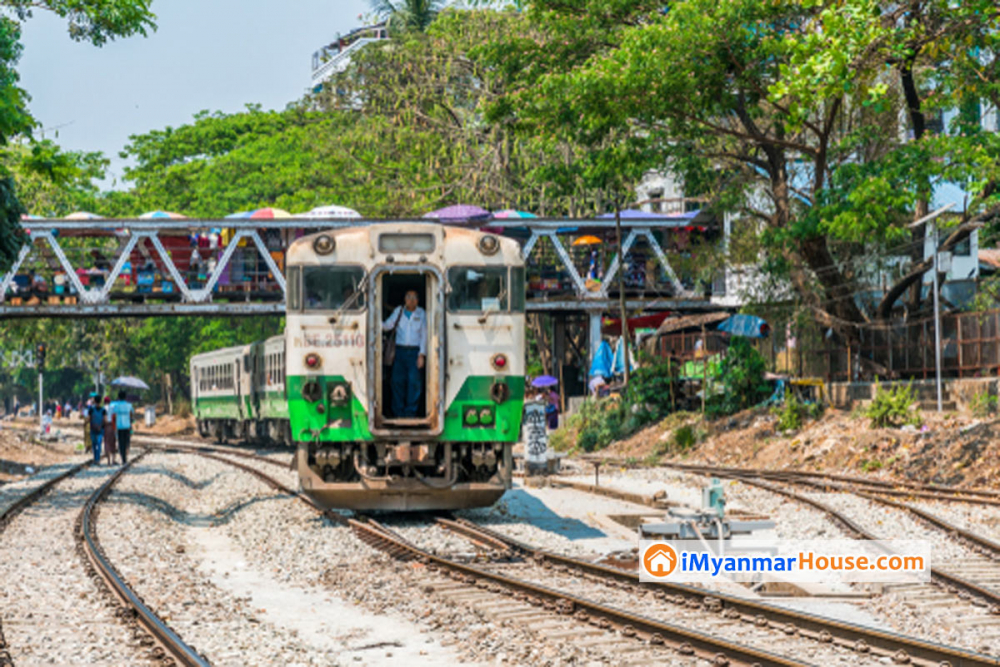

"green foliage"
[671, 424, 698, 451]
[772, 393, 825, 433]
[969, 390, 998, 419]
[569, 356, 680, 452]
[860, 458, 883, 473]
[370, 0, 445, 33]
[708, 338, 770, 417]
[863, 380, 921, 429]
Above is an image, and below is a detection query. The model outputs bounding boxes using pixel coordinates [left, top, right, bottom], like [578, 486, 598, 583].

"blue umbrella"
[110, 376, 151, 390]
[531, 375, 559, 388]
[718, 314, 770, 338]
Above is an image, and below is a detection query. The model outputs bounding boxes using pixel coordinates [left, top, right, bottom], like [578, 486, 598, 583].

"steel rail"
[0, 461, 90, 667]
[664, 462, 1000, 505]
[183, 449, 805, 667]
[438, 516, 1000, 667]
[668, 464, 1000, 620]
[77, 453, 211, 667]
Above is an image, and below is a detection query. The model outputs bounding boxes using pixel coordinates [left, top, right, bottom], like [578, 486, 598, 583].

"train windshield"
[448, 266, 512, 312]
[303, 266, 366, 310]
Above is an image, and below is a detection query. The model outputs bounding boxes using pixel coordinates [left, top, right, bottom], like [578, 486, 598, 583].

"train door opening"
[373, 269, 441, 431]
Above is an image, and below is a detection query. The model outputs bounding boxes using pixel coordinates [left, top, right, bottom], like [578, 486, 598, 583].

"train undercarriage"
[297, 440, 513, 511]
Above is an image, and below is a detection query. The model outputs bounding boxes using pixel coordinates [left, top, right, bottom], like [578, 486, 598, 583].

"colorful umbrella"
[572, 235, 603, 246]
[249, 208, 292, 219]
[531, 375, 559, 388]
[423, 204, 491, 225]
[492, 209, 537, 219]
[301, 204, 362, 219]
[597, 210, 670, 219]
[225, 211, 253, 219]
[139, 211, 187, 219]
[64, 211, 104, 220]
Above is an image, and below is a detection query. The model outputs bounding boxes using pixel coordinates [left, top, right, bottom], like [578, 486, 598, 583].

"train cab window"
[448, 266, 509, 312]
[303, 266, 366, 310]
[510, 267, 525, 312]
[287, 267, 301, 310]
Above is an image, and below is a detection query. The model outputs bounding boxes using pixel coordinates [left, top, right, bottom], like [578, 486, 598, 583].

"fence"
[649, 309, 1000, 382]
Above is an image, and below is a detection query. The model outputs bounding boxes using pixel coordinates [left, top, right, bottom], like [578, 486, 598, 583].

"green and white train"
[190, 222, 525, 511]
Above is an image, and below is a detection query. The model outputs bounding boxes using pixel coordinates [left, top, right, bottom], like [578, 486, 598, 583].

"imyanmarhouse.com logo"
[639, 539, 931, 584]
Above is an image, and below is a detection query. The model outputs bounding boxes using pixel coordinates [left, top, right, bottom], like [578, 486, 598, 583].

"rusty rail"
[183, 448, 804, 667]
[76, 453, 210, 667]
[438, 516, 1000, 667]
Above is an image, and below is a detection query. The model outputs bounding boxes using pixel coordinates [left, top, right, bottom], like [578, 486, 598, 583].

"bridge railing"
[1, 218, 714, 316]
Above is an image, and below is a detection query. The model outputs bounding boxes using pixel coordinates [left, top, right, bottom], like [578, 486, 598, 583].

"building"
[310, 23, 389, 94]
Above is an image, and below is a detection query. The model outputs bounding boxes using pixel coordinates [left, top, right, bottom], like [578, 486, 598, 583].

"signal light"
[464, 407, 479, 425]
[305, 353, 321, 369]
[479, 408, 494, 425]
[490, 353, 507, 370]
[35, 343, 46, 371]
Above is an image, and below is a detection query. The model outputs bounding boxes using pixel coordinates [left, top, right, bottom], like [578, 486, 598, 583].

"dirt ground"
[0, 424, 78, 482]
[586, 407, 1000, 489]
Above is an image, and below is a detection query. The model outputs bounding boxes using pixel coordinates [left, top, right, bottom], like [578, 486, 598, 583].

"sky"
[17, 0, 370, 187]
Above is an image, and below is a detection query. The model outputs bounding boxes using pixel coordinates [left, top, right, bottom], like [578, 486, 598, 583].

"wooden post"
[164, 372, 174, 415]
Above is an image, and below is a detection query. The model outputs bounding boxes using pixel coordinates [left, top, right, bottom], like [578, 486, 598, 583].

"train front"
[285, 223, 525, 511]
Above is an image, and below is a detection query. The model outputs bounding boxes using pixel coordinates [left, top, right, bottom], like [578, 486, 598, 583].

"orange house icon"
[643, 543, 678, 577]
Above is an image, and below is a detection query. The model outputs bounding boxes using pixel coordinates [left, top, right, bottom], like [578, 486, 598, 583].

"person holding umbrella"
[532, 375, 560, 429]
[109, 377, 147, 463]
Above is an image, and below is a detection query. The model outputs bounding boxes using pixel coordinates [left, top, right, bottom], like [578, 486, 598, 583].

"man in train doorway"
[384, 289, 427, 418]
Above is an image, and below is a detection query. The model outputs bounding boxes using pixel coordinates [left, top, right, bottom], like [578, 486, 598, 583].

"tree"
[482, 0, 1000, 340]
[0, 0, 156, 272]
[369, 0, 445, 33]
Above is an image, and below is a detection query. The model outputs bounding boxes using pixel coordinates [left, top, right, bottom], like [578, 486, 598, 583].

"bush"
[708, 337, 770, 417]
[772, 393, 825, 433]
[969, 390, 998, 418]
[863, 380, 921, 429]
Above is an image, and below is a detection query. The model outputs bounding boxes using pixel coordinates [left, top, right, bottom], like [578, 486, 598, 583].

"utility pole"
[908, 203, 954, 414]
[615, 205, 630, 385]
[36, 343, 46, 430]
[931, 222, 942, 413]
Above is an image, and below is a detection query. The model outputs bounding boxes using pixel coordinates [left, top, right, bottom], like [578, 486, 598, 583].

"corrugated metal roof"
[652, 311, 731, 335]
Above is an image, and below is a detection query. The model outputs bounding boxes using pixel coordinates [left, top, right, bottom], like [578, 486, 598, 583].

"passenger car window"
[303, 267, 366, 310]
[448, 267, 509, 312]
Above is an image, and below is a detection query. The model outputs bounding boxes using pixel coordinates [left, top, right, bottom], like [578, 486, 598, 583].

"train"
[190, 222, 526, 510]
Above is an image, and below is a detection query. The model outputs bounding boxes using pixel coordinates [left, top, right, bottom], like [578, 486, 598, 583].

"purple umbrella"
[423, 204, 491, 225]
[531, 375, 559, 388]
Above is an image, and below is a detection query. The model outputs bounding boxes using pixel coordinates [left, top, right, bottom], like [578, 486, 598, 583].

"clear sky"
[17, 0, 370, 187]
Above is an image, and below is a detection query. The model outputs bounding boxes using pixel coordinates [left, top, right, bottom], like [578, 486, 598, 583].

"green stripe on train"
[286, 374, 524, 443]
[193, 394, 243, 420]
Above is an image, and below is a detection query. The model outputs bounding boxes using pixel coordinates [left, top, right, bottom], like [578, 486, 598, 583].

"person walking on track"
[103, 396, 118, 465]
[109, 391, 135, 464]
[88, 396, 106, 465]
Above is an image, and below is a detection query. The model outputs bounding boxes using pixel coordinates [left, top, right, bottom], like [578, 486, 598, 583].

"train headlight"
[490, 353, 508, 371]
[329, 383, 350, 406]
[464, 407, 479, 425]
[313, 234, 335, 255]
[478, 235, 500, 256]
[302, 381, 322, 403]
[305, 353, 322, 370]
[479, 408, 494, 425]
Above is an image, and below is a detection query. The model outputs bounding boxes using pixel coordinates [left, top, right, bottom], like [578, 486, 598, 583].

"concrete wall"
[829, 377, 998, 410]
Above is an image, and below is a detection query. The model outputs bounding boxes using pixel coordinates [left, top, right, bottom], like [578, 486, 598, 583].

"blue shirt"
[109, 400, 133, 429]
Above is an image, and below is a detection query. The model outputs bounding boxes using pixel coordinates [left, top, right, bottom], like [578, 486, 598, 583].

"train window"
[510, 267, 526, 312]
[287, 267, 301, 310]
[378, 233, 434, 253]
[303, 266, 366, 310]
[448, 266, 509, 312]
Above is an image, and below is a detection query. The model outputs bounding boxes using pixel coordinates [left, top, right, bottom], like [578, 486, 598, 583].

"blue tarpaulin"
[718, 314, 770, 338]
[612, 338, 635, 375]
[590, 341, 613, 378]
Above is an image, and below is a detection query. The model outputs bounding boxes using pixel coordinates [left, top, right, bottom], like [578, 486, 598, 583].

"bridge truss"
[1, 218, 718, 319]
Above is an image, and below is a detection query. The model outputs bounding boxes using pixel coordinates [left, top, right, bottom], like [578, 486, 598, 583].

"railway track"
[174, 447, 806, 667]
[75, 452, 210, 667]
[159, 442, 999, 666]
[0, 462, 90, 667]
[432, 516, 1000, 667]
